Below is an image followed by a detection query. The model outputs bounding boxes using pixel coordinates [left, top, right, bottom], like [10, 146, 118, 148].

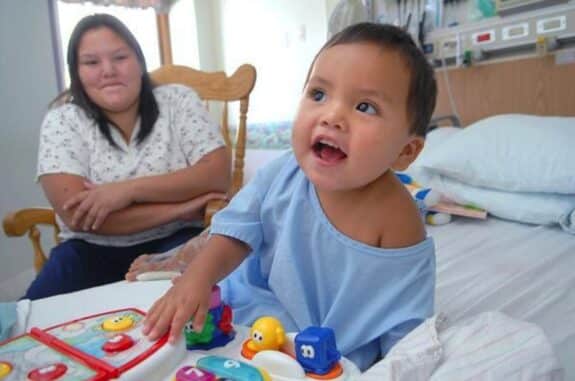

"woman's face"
[76, 27, 142, 114]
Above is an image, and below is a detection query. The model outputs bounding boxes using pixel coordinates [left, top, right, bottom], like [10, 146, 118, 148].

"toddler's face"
[292, 42, 421, 192]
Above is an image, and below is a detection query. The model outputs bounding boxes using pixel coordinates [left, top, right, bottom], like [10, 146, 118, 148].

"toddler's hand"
[143, 273, 212, 344]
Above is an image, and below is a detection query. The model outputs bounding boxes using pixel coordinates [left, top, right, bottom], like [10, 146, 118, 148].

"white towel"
[360, 312, 563, 381]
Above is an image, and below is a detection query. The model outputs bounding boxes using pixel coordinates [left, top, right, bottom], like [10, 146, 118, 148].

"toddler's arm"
[143, 234, 249, 343]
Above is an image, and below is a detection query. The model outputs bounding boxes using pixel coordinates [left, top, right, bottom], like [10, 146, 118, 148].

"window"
[169, 0, 200, 69]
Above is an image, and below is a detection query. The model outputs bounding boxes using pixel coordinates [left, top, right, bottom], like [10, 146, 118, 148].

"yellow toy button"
[0, 361, 12, 378]
[102, 315, 134, 331]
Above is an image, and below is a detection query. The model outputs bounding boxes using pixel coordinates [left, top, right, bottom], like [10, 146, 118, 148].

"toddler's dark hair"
[311, 23, 437, 137]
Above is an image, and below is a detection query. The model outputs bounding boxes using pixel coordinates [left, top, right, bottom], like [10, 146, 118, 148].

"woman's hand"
[143, 269, 214, 344]
[63, 180, 135, 231]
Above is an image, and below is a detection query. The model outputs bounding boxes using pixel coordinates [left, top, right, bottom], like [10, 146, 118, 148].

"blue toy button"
[197, 355, 268, 381]
[175, 365, 216, 381]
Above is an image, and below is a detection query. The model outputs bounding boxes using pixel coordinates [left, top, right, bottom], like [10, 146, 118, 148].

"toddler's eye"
[310, 89, 326, 102]
[357, 102, 377, 115]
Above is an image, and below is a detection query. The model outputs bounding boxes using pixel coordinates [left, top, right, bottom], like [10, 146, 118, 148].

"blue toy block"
[295, 327, 341, 375]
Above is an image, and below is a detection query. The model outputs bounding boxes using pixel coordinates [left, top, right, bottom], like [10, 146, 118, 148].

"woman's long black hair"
[63, 13, 159, 148]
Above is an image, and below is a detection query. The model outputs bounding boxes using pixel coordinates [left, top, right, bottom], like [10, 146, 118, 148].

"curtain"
[58, 0, 176, 14]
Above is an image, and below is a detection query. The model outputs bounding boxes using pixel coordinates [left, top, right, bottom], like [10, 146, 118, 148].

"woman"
[27, 14, 229, 300]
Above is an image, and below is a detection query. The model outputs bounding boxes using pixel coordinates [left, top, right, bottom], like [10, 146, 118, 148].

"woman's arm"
[62, 147, 230, 214]
[130, 146, 231, 203]
[90, 194, 223, 235]
[41, 174, 225, 234]
[61, 147, 230, 230]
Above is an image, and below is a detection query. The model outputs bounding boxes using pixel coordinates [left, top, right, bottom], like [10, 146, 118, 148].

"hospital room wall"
[0, 0, 59, 301]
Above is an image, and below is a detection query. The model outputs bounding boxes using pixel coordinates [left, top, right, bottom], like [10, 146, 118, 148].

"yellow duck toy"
[242, 316, 286, 359]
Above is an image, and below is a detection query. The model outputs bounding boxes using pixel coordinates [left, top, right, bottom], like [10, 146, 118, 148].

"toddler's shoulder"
[378, 186, 427, 249]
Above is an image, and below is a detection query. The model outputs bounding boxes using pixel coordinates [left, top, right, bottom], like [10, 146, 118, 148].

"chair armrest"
[3, 208, 56, 237]
[204, 199, 229, 227]
[3, 208, 59, 273]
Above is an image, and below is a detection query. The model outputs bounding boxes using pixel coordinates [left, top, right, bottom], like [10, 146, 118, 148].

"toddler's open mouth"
[312, 139, 347, 163]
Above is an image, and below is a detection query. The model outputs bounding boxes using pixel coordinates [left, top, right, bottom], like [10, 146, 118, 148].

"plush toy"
[395, 172, 452, 226]
[396, 172, 488, 224]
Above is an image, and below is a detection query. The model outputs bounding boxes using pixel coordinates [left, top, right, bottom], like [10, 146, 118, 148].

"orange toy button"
[102, 333, 135, 352]
[306, 362, 343, 380]
[28, 363, 68, 380]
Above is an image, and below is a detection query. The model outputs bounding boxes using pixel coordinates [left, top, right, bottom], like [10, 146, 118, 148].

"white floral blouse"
[37, 84, 226, 246]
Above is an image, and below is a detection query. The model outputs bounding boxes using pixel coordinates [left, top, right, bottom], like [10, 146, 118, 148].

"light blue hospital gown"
[212, 152, 435, 371]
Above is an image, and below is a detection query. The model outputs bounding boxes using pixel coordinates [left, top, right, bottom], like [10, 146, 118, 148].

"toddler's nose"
[320, 103, 346, 131]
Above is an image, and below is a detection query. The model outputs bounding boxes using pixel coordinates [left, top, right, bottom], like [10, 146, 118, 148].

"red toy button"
[28, 363, 67, 380]
[102, 333, 135, 353]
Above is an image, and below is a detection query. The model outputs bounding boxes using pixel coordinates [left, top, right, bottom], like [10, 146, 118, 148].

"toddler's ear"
[392, 136, 424, 171]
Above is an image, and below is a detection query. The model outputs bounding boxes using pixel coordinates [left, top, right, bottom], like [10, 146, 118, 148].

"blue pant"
[23, 227, 202, 300]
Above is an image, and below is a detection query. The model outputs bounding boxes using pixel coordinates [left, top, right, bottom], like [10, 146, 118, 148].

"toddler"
[144, 22, 437, 371]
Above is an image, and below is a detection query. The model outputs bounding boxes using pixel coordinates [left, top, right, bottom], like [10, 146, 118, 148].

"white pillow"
[422, 114, 575, 194]
[405, 126, 462, 184]
[427, 173, 575, 233]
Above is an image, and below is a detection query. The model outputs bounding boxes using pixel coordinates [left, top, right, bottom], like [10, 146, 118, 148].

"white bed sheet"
[360, 312, 561, 381]
[18, 281, 562, 381]
[429, 217, 575, 380]
[22, 280, 171, 330]
[15, 217, 574, 379]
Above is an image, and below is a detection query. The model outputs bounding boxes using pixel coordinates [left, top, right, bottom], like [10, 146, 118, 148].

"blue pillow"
[427, 174, 575, 233]
[422, 115, 575, 194]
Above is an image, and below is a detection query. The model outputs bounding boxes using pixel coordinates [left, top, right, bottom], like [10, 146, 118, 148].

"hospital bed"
[428, 53, 575, 379]
[11, 212, 571, 379]
[11, 111, 575, 379]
